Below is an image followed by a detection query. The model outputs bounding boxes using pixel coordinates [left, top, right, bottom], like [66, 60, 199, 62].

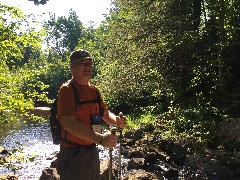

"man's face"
[71, 58, 93, 79]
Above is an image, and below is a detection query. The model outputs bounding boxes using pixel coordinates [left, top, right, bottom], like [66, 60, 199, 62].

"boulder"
[39, 167, 59, 180]
[100, 159, 118, 180]
[0, 146, 8, 155]
[124, 169, 160, 180]
[0, 173, 19, 180]
[29, 107, 50, 118]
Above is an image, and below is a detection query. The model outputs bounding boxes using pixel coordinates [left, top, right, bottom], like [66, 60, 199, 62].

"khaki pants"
[57, 144, 100, 180]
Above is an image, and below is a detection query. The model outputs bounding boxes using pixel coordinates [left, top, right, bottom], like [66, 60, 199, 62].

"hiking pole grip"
[119, 112, 123, 117]
[118, 111, 123, 136]
[118, 112, 123, 135]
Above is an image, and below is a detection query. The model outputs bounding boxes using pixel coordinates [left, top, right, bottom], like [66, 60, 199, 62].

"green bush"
[154, 104, 223, 143]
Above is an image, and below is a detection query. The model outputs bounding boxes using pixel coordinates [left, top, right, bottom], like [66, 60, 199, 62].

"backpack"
[49, 81, 103, 145]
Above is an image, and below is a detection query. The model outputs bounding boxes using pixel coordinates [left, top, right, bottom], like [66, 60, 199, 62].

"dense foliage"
[0, 5, 48, 124]
[93, 0, 240, 142]
[1, 0, 240, 144]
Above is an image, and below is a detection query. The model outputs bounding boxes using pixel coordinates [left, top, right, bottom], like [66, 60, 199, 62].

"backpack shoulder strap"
[70, 81, 79, 111]
[93, 85, 101, 103]
[61, 80, 80, 145]
[92, 85, 104, 117]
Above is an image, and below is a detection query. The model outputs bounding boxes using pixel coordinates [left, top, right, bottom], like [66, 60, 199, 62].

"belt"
[60, 144, 97, 156]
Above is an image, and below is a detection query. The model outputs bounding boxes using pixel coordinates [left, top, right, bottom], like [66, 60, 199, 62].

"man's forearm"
[61, 115, 100, 144]
[103, 111, 117, 126]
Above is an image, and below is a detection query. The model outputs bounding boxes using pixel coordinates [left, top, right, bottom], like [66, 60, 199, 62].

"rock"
[100, 159, 118, 180]
[124, 131, 135, 139]
[129, 149, 145, 158]
[0, 146, 8, 154]
[144, 163, 162, 175]
[235, 167, 240, 178]
[144, 152, 161, 164]
[124, 169, 159, 180]
[163, 167, 179, 180]
[127, 158, 145, 170]
[29, 107, 50, 118]
[124, 138, 136, 147]
[39, 167, 60, 180]
[100, 159, 110, 179]
[218, 118, 240, 140]
[183, 151, 236, 179]
[0, 173, 19, 180]
[0, 146, 4, 152]
[171, 143, 186, 165]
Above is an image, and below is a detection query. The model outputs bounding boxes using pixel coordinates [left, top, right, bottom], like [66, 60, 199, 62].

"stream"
[0, 120, 125, 180]
[0, 120, 59, 179]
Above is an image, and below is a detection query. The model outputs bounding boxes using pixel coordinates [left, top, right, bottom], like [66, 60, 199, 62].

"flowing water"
[0, 120, 126, 180]
[0, 120, 59, 179]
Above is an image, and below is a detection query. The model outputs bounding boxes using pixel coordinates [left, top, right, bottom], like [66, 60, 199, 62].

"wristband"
[98, 136, 103, 145]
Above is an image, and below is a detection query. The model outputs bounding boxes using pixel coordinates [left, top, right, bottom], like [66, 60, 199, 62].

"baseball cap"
[69, 49, 92, 63]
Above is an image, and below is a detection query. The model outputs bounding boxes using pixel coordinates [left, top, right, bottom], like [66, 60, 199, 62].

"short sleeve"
[57, 85, 75, 119]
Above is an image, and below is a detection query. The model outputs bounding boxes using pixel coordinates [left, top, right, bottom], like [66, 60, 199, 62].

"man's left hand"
[116, 115, 127, 129]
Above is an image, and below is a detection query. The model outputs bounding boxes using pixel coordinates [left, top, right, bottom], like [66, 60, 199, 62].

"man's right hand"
[102, 133, 118, 149]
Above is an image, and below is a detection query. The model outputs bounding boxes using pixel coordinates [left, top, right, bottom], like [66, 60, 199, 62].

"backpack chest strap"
[78, 99, 99, 106]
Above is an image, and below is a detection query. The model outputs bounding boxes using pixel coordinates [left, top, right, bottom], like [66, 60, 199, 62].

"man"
[56, 49, 126, 180]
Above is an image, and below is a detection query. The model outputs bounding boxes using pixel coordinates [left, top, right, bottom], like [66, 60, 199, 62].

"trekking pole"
[109, 112, 124, 180]
[118, 112, 123, 180]
[109, 147, 113, 180]
[109, 126, 118, 180]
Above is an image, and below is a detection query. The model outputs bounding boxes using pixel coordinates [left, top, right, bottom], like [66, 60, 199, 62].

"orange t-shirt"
[57, 80, 108, 147]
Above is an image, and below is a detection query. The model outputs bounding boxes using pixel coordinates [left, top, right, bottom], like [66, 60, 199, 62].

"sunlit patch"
[0, 122, 129, 179]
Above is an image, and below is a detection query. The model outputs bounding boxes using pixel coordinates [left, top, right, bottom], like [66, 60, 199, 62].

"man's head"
[70, 49, 92, 64]
[69, 49, 93, 82]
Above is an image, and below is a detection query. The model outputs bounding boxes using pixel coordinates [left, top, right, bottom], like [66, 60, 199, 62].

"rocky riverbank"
[38, 118, 240, 180]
